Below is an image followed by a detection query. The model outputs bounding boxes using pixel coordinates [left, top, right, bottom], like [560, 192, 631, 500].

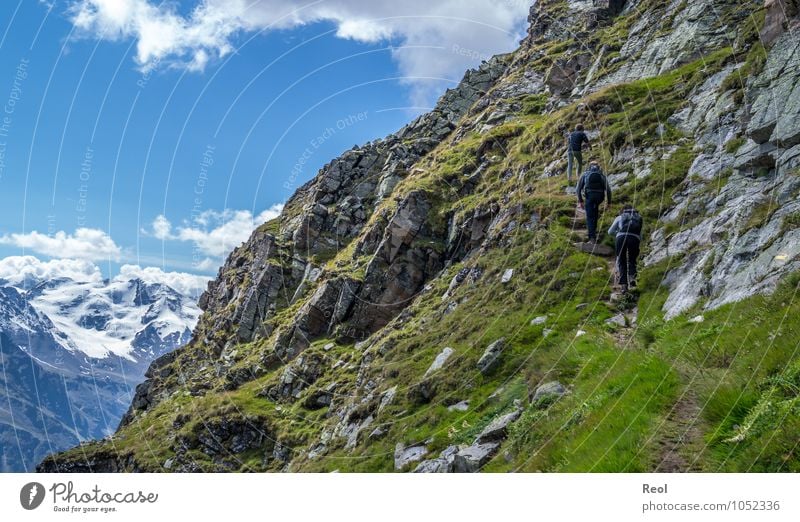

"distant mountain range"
[0, 266, 202, 472]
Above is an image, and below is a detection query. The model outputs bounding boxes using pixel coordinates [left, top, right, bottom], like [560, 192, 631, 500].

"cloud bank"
[0, 256, 211, 297]
[0, 256, 103, 284]
[0, 228, 122, 261]
[116, 264, 211, 296]
[67, 0, 530, 103]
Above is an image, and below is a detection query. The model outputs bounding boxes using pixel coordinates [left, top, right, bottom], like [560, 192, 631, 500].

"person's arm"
[608, 216, 620, 236]
[605, 175, 612, 204]
[577, 175, 585, 205]
[583, 133, 591, 150]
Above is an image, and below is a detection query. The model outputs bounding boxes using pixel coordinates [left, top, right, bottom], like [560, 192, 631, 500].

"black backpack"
[584, 165, 606, 193]
[618, 210, 643, 235]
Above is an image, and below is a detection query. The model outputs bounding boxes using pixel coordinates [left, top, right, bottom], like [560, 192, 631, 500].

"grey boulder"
[477, 338, 506, 375]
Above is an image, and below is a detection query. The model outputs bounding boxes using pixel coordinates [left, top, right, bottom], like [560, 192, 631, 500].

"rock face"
[746, 33, 800, 148]
[348, 190, 444, 335]
[39, 0, 800, 473]
[588, 0, 737, 93]
[546, 53, 593, 95]
[761, 0, 800, 45]
[645, 21, 800, 319]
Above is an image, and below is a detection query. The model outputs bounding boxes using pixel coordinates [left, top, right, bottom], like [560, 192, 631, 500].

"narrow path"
[653, 386, 704, 472]
[571, 206, 615, 257]
[571, 201, 704, 471]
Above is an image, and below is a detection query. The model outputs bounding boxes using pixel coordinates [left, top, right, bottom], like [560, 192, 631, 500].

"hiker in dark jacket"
[577, 161, 612, 242]
[608, 204, 642, 291]
[566, 124, 591, 184]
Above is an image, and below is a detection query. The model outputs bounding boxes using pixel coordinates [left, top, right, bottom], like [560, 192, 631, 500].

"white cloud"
[193, 257, 219, 272]
[0, 256, 103, 286]
[151, 214, 172, 240]
[67, 0, 529, 103]
[148, 203, 284, 259]
[0, 228, 122, 261]
[116, 264, 211, 297]
[0, 255, 210, 298]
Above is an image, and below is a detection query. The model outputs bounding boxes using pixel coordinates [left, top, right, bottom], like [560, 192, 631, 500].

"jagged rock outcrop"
[592, 0, 736, 90]
[103, 56, 510, 430]
[646, 19, 800, 318]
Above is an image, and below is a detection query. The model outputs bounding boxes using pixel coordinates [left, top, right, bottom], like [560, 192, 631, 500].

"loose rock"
[424, 347, 454, 378]
[394, 442, 429, 470]
[531, 381, 567, 408]
[475, 409, 522, 444]
[477, 338, 506, 375]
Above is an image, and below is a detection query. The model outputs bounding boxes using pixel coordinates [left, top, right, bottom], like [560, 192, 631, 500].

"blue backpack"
[618, 210, 642, 235]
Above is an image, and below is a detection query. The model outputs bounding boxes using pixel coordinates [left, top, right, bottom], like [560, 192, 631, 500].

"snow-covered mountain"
[25, 276, 199, 361]
[0, 257, 206, 472]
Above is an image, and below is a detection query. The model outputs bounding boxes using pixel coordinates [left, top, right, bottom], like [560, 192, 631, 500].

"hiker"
[566, 124, 591, 184]
[577, 161, 612, 243]
[608, 204, 642, 291]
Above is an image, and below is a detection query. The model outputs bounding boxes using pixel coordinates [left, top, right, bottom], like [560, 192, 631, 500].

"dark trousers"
[615, 235, 640, 286]
[584, 192, 604, 240]
[567, 149, 583, 182]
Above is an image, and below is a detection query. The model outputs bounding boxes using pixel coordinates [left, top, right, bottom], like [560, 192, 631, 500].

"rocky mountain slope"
[0, 267, 201, 471]
[41, 0, 800, 472]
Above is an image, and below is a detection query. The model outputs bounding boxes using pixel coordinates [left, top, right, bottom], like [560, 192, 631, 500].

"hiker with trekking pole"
[608, 204, 643, 292]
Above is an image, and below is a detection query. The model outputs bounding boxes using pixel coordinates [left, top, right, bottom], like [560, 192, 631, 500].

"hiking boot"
[629, 279, 637, 289]
[619, 283, 628, 293]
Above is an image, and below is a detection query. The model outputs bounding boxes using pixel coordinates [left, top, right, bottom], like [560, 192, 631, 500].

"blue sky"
[0, 0, 528, 288]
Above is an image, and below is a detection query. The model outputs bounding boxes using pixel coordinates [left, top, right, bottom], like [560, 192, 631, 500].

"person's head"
[576, 124, 584, 132]
[589, 160, 599, 167]
[622, 203, 633, 211]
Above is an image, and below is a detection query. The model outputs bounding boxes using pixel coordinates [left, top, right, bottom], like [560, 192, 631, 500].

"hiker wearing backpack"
[608, 204, 642, 291]
[577, 161, 612, 243]
[566, 124, 591, 184]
